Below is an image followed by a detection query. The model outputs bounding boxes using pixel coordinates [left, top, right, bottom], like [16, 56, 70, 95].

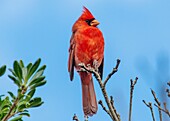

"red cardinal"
[68, 6, 104, 116]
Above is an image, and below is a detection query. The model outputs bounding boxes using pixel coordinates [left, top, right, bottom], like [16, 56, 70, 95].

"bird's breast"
[74, 27, 104, 68]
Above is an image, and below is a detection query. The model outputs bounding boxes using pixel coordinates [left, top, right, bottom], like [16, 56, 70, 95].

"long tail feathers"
[80, 73, 98, 116]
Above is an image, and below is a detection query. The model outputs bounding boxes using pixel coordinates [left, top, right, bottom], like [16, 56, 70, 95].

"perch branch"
[151, 89, 162, 121]
[79, 59, 121, 121]
[128, 77, 138, 121]
[143, 100, 156, 121]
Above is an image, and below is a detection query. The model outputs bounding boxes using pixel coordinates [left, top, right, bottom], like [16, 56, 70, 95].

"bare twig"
[72, 114, 89, 121]
[151, 89, 162, 121]
[163, 103, 170, 117]
[79, 59, 121, 121]
[73, 114, 80, 121]
[143, 100, 156, 121]
[128, 77, 138, 121]
[110, 96, 114, 108]
[110, 96, 120, 120]
[98, 100, 112, 118]
[154, 103, 170, 117]
[103, 59, 120, 86]
[166, 89, 170, 97]
[167, 81, 170, 86]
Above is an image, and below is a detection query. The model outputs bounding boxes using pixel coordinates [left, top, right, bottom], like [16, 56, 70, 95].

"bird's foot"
[93, 60, 99, 72]
[78, 63, 92, 73]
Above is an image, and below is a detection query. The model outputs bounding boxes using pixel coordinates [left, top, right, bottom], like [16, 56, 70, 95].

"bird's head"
[78, 6, 100, 27]
[72, 7, 100, 33]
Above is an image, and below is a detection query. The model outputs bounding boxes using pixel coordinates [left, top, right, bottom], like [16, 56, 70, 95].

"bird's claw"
[93, 60, 99, 72]
[77, 68, 86, 72]
[78, 63, 93, 73]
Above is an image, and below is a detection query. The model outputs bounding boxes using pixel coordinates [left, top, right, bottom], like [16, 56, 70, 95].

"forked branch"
[79, 59, 121, 121]
[103, 59, 120, 86]
[143, 100, 156, 121]
[151, 89, 162, 121]
[154, 103, 170, 117]
[73, 114, 80, 121]
[128, 77, 138, 121]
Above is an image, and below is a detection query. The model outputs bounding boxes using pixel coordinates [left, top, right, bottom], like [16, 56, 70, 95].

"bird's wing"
[68, 34, 75, 81]
[98, 58, 104, 80]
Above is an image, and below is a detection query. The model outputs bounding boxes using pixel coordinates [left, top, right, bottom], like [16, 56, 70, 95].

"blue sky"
[0, 0, 170, 121]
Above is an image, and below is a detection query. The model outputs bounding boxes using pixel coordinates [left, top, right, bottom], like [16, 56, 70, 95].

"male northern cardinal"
[68, 6, 104, 116]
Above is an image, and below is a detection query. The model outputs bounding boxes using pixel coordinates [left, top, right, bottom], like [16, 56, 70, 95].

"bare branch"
[167, 81, 170, 87]
[110, 96, 114, 108]
[128, 77, 138, 121]
[166, 89, 170, 97]
[78, 60, 121, 121]
[143, 100, 156, 121]
[73, 114, 80, 121]
[98, 100, 112, 119]
[166, 82, 170, 97]
[154, 103, 170, 117]
[151, 89, 162, 121]
[109, 96, 121, 120]
[103, 59, 120, 86]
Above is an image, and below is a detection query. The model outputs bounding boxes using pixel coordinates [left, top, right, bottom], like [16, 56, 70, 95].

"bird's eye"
[85, 20, 91, 25]
[85, 18, 95, 26]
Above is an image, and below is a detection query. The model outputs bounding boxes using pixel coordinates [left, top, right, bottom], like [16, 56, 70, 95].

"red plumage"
[68, 6, 104, 116]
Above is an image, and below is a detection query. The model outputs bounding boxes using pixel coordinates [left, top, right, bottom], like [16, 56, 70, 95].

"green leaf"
[8, 75, 21, 87]
[0, 96, 11, 112]
[13, 61, 22, 80]
[9, 68, 17, 77]
[17, 101, 27, 111]
[17, 89, 24, 100]
[19, 60, 24, 68]
[29, 76, 45, 87]
[0, 95, 5, 101]
[19, 112, 30, 117]
[26, 89, 36, 101]
[22, 67, 27, 81]
[30, 70, 44, 82]
[28, 97, 43, 108]
[30, 80, 46, 90]
[27, 58, 41, 79]
[10, 115, 22, 121]
[37, 65, 46, 72]
[24, 89, 36, 102]
[0, 65, 6, 77]
[26, 63, 32, 71]
[8, 91, 16, 100]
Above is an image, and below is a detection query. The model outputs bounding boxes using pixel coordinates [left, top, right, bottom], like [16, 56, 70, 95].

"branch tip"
[73, 114, 79, 121]
[128, 77, 138, 121]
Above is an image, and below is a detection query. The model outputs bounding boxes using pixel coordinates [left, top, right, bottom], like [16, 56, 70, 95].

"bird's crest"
[79, 6, 94, 20]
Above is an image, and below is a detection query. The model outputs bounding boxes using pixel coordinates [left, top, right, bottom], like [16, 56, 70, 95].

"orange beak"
[90, 19, 100, 27]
